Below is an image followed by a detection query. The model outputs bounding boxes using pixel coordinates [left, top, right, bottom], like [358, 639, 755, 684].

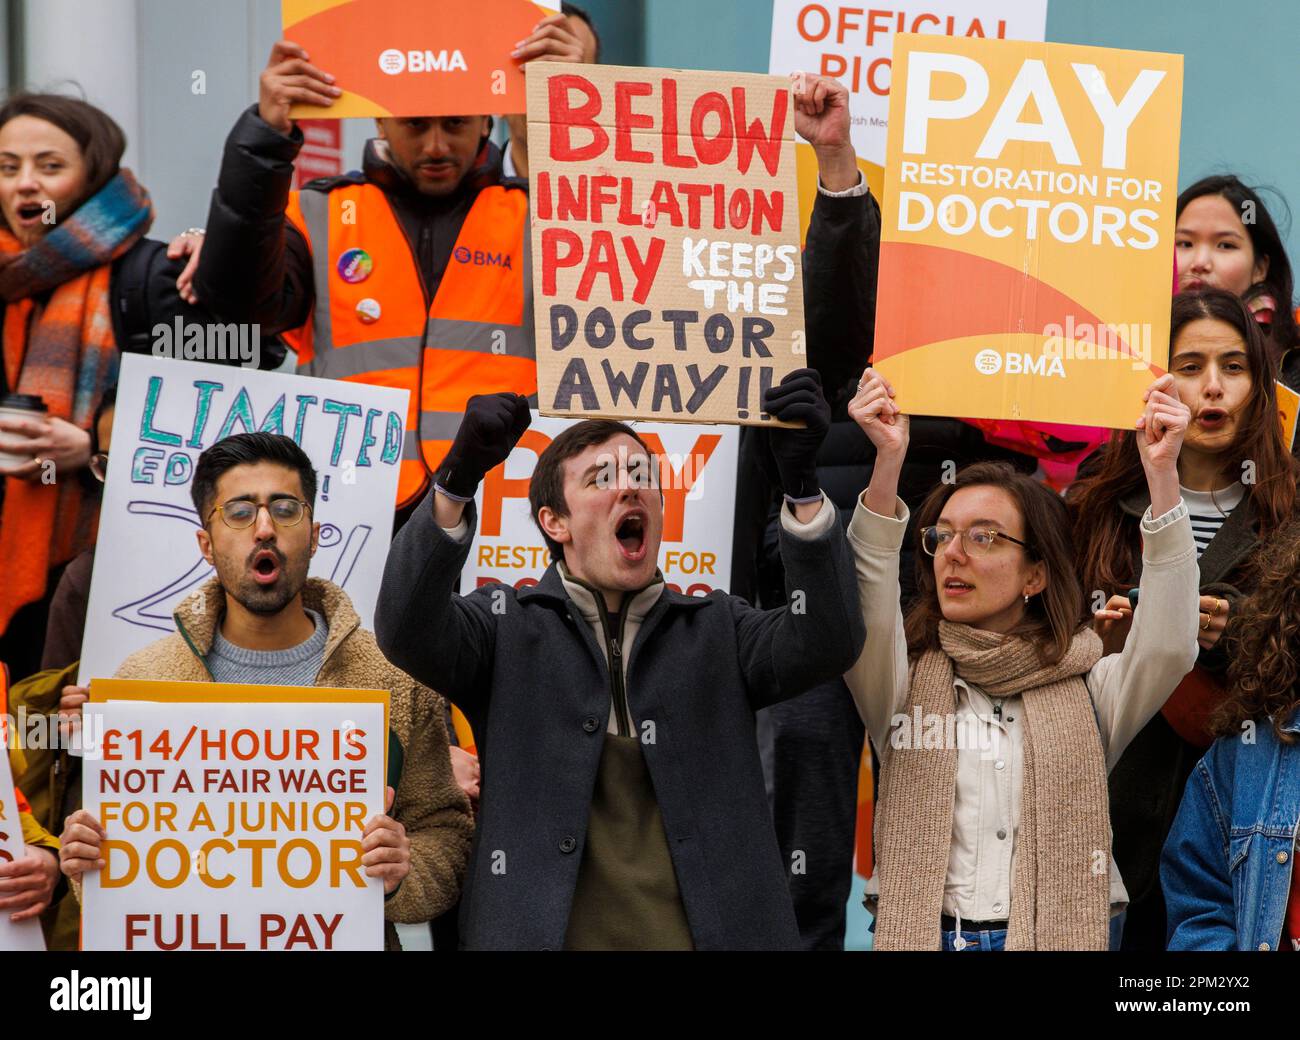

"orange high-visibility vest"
[284, 182, 535, 508]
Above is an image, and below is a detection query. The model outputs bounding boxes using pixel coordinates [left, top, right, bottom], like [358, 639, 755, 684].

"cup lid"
[0, 393, 47, 411]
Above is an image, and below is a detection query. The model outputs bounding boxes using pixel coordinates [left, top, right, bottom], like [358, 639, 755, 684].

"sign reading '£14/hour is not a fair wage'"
[527, 62, 806, 426]
[81, 682, 389, 951]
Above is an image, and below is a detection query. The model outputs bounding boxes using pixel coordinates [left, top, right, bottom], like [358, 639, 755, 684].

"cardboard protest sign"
[527, 62, 806, 426]
[283, 0, 556, 118]
[768, 1, 1048, 240]
[81, 681, 388, 951]
[873, 35, 1183, 429]
[78, 356, 407, 687]
[460, 413, 739, 594]
[0, 748, 46, 951]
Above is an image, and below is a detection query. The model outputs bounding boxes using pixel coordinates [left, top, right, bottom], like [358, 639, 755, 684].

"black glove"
[761, 369, 831, 501]
[435, 393, 532, 500]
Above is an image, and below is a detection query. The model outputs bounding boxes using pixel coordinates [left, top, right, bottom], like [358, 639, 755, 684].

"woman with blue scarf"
[0, 94, 213, 679]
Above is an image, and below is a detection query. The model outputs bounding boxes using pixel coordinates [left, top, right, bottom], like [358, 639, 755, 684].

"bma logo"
[454, 246, 512, 269]
[974, 348, 1065, 379]
[974, 349, 1002, 375]
[378, 48, 468, 75]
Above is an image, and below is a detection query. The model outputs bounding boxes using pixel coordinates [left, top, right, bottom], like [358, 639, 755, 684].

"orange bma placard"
[874, 35, 1183, 429]
[283, 0, 557, 119]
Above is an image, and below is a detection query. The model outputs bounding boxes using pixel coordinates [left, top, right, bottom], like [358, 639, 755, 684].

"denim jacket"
[1161, 710, 1300, 950]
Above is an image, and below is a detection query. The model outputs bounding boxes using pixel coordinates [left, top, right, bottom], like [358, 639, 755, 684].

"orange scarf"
[0, 170, 152, 634]
[0, 254, 116, 632]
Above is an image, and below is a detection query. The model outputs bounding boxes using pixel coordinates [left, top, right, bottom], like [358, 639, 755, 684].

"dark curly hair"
[1215, 519, 1300, 741]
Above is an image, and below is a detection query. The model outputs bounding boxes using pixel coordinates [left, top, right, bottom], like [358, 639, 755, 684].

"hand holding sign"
[259, 40, 340, 134]
[59, 809, 107, 881]
[512, 13, 589, 65]
[762, 369, 831, 505]
[0, 844, 60, 921]
[58, 684, 89, 745]
[849, 368, 908, 457]
[361, 787, 410, 894]
[850, 367, 911, 517]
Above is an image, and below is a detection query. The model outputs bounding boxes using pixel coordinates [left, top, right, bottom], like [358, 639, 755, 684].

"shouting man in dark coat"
[375, 374, 865, 949]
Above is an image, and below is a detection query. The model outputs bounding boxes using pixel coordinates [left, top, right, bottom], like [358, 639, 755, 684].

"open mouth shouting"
[614, 509, 649, 563]
[1195, 407, 1229, 432]
[13, 200, 47, 227]
[249, 547, 284, 586]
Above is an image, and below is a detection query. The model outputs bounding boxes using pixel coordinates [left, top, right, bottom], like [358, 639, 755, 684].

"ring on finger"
[1200, 612, 1211, 631]
[1214, 597, 1225, 616]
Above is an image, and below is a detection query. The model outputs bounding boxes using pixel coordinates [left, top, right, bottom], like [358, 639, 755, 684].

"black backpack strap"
[110, 238, 166, 353]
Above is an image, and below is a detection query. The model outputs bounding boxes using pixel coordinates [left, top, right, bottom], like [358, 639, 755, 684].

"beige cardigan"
[844, 495, 1200, 922]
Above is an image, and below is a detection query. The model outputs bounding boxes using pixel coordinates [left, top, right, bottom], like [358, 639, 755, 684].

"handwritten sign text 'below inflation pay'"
[527, 63, 807, 426]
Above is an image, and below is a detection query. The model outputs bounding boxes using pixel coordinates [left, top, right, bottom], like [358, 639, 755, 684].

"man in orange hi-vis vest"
[194, 16, 597, 521]
[190, 17, 598, 951]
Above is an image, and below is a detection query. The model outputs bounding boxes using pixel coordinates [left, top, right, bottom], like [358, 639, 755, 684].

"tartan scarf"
[0, 169, 153, 634]
[873, 621, 1112, 951]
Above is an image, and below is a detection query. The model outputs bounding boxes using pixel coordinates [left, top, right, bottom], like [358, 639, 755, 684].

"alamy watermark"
[888, 706, 1005, 761]
[151, 318, 261, 369]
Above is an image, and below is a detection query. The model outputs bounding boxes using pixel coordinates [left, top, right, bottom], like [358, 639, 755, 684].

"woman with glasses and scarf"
[842, 367, 1200, 950]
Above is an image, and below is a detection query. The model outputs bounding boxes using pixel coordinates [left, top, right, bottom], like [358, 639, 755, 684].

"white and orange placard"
[768, 1, 1049, 239]
[460, 413, 738, 595]
[77, 356, 407, 689]
[81, 681, 388, 951]
[528, 62, 806, 426]
[283, 0, 557, 118]
[873, 34, 1183, 429]
[0, 747, 45, 951]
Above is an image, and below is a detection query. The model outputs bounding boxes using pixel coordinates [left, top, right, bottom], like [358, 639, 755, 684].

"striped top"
[1181, 484, 1245, 557]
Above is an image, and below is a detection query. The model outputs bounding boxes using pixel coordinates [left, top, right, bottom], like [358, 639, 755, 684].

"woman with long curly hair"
[845, 366, 1199, 951]
[1068, 287, 1299, 948]
[1163, 521, 1300, 949]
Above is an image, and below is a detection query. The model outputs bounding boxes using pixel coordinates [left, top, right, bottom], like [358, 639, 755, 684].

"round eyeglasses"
[207, 498, 311, 530]
[921, 525, 1029, 557]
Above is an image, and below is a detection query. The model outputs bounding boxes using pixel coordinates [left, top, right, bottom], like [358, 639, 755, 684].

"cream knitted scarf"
[873, 621, 1111, 950]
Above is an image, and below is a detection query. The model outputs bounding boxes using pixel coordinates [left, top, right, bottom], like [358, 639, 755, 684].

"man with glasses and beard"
[56, 432, 473, 950]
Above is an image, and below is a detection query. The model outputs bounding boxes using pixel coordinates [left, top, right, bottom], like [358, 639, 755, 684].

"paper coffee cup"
[0, 393, 48, 469]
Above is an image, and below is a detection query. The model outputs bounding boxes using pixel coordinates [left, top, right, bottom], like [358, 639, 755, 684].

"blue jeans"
[942, 926, 1006, 951]
[1109, 909, 1126, 951]
[939, 912, 1126, 951]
